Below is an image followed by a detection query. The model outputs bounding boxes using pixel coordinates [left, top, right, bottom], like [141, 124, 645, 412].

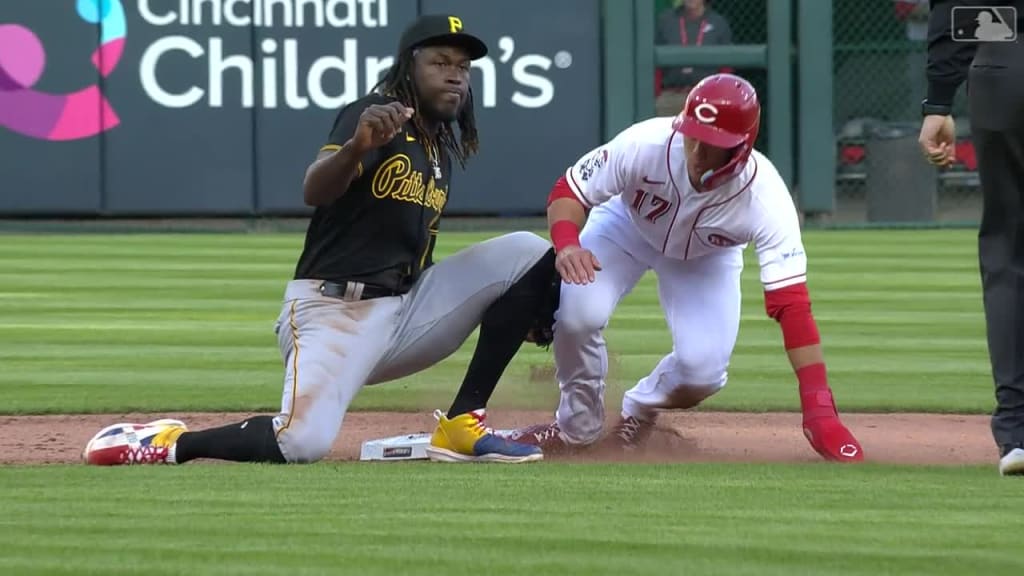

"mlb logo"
[951, 6, 1017, 42]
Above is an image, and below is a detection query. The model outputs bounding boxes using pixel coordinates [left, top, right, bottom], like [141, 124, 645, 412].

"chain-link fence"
[650, 0, 981, 225]
[833, 0, 979, 225]
[651, 0, 770, 151]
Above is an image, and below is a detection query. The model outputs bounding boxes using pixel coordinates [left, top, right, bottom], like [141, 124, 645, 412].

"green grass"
[1, 463, 1021, 576]
[0, 229, 1018, 576]
[0, 230, 994, 414]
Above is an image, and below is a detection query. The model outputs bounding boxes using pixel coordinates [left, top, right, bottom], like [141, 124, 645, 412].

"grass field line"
[0, 230, 998, 416]
[0, 229, 1014, 575]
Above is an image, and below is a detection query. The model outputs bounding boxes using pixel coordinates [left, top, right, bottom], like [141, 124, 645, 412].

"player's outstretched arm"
[765, 284, 865, 463]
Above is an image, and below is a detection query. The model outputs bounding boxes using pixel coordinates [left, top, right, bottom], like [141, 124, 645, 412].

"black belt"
[318, 280, 400, 301]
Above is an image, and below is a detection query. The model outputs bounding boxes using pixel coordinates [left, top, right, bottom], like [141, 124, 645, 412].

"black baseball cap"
[398, 14, 488, 60]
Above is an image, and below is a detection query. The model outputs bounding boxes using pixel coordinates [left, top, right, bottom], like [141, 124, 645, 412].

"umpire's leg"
[967, 44, 1024, 459]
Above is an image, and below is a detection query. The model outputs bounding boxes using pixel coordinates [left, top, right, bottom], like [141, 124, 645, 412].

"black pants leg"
[968, 54, 1024, 455]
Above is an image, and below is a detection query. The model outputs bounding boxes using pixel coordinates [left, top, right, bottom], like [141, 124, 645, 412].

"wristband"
[550, 220, 581, 252]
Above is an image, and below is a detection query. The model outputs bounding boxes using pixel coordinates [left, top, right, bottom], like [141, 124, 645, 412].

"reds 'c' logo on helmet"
[672, 73, 761, 190]
[693, 102, 719, 124]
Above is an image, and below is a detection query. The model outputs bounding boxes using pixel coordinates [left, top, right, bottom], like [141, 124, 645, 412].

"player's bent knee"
[662, 380, 725, 410]
[632, 350, 728, 413]
[277, 428, 335, 464]
[671, 348, 730, 390]
[281, 440, 332, 464]
[492, 231, 551, 257]
[555, 298, 612, 337]
[624, 380, 724, 418]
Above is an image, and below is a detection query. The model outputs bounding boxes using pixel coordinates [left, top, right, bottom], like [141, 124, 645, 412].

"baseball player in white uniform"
[510, 73, 864, 462]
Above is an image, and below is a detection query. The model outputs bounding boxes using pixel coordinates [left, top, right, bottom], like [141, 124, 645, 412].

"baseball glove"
[524, 252, 562, 349]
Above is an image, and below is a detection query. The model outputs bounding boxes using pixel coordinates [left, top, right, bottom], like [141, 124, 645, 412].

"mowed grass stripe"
[0, 464, 1020, 576]
[0, 230, 994, 414]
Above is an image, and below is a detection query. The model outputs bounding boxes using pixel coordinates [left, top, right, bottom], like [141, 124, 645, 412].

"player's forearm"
[764, 284, 833, 395]
[774, 309, 828, 385]
[785, 343, 825, 371]
[547, 199, 586, 252]
[302, 141, 367, 207]
[778, 319, 838, 422]
[547, 198, 586, 230]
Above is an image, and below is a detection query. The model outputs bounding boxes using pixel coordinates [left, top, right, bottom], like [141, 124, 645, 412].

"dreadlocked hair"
[371, 50, 479, 169]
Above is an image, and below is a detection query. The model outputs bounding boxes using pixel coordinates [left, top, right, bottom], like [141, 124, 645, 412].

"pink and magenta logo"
[0, 0, 125, 141]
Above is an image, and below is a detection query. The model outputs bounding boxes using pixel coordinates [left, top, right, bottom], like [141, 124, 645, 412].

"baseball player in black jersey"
[83, 15, 560, 466]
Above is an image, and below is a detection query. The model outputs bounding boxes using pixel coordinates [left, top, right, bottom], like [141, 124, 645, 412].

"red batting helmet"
[672, 73, 760, 190]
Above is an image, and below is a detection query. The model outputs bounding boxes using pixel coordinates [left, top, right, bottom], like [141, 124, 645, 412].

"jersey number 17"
[632, 189, 673, 223]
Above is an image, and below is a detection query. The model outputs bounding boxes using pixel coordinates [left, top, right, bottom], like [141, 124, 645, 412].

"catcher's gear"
[673, 73, 761, 191]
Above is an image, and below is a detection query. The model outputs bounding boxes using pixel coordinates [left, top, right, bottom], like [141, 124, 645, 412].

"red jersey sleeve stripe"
[764, 273, 807, 291]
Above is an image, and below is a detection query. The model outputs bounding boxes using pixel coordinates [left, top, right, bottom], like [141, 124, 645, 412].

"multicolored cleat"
[82, 419, 188, 465]
[426, 409, 543, 463]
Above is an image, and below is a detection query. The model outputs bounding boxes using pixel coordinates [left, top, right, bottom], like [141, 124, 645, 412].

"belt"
[318, 280, 400, 302]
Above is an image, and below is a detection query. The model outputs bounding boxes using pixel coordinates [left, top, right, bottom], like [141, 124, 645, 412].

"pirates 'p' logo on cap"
[448, 16, 463, 34]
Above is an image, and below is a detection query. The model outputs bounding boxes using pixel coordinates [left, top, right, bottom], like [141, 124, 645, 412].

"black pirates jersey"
[293, 94, 450, 294]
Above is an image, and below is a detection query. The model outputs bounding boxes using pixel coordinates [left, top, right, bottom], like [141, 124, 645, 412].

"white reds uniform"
[552, 116, 808, 444]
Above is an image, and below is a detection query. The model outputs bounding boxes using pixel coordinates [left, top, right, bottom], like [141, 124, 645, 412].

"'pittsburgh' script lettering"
[371, 154, 446, 211]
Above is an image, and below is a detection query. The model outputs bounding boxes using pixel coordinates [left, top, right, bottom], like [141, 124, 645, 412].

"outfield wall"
[0, 0, 601, 217]
[0, 1, 984, 223]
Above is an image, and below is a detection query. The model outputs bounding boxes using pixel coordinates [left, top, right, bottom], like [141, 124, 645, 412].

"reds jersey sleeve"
[751, 188, 808, 292]
[564, 127, 643, 207]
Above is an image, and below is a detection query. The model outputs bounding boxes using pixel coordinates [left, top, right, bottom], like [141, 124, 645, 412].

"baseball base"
[359, 429, 518, 461]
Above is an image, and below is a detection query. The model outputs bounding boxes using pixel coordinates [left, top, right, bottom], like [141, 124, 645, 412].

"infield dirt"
[0, 411, 995, 465]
